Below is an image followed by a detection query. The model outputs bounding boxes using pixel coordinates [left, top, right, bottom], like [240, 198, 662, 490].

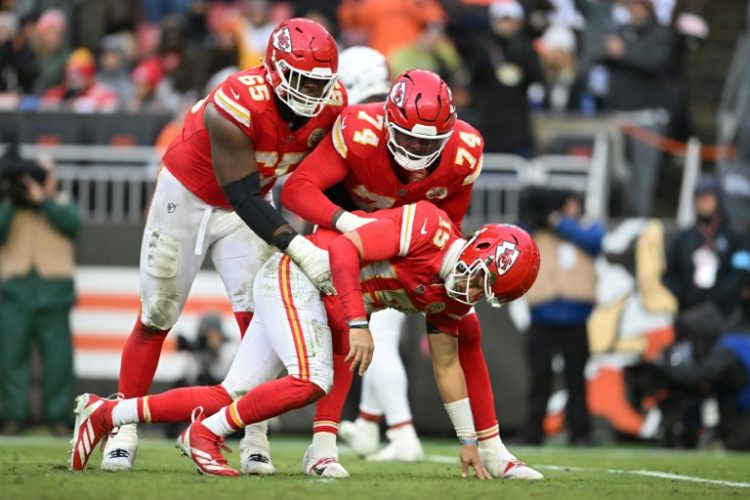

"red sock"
[142, 385, 233, 423]
[222, 376, 324, 431]
[458, 313, 500, 440]
[234, 312, 253, 339]
[358, 411, 382, 423]
[117, 316, 170, 398]
[313, 351, 353, 434]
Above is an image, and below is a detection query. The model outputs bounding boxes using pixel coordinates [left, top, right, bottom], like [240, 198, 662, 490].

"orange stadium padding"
[76, 293, 234, 314]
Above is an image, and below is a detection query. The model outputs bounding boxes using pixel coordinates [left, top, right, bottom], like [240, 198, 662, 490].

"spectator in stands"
[533, 24, 582, 113]
[0, 11, 38, 96]
[235, 0, 275, 70]
[41, 48, 119, 113]
[388, 21, 463, 84]
[98, 33, 135, 107]
[598, 0, 678, 113]
[337, 0, 447, 58]
[127, 57, 167, 113]
[663, 176, 750, 338]
[0, 150, 81, 436]
[156, 14, 208, 105]
[520, 187, 605, 446]
[204, 13, 240, 84]
[32, 9, 69, 93]
[463, 0, 543, 156]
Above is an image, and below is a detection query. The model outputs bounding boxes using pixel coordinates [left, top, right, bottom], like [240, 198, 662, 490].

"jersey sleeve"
[394, 201, 457, 258]
[280, 122, 351, 228]
[209, 75, 257, 139]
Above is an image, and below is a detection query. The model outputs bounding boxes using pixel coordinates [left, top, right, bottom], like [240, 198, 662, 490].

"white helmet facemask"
[444, 236, 500, 307]
[386, 120, 452, 171]
[271, 58, 337, 117]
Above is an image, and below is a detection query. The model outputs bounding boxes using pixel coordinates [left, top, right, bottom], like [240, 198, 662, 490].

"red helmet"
[446, 224, 540, 308]
[384, 69, 456, 171]
[264, 18, 338, 117]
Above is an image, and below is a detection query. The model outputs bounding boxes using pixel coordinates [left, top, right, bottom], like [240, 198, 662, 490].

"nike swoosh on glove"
[285, 235, 336, 295]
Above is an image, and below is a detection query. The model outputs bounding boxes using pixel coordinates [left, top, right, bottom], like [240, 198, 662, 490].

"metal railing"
[3, 143, 607, 226]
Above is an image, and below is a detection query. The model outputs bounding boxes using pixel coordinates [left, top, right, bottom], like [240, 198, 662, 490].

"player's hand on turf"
[286, 235, 337, 295]
[460, 444, 491, 480]
[346, 327, 374, 376]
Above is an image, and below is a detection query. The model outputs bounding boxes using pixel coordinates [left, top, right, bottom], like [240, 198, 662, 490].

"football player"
[100, 18, 346, 471]
[326, 45, 427, 462]
[270, 69, 543, 479]
[70, 201, 540, 480]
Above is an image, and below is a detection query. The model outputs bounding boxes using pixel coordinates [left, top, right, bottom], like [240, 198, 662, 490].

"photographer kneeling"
[0, 147, 81, 435]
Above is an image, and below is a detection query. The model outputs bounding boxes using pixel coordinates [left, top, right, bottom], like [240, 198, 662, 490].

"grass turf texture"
[1, 436, 749, 499]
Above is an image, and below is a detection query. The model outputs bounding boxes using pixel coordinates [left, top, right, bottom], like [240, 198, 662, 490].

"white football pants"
[139, 167, 275, 330]
[221, 253, 334, 396]
[359, 309, 413, 426]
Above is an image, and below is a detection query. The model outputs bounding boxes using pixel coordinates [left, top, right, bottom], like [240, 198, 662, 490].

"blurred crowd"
[0, 0, 710, 153]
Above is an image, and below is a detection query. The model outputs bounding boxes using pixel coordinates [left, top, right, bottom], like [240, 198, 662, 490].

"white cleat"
[302, 444, 350, 478]
[366, 425, 423, 462]
[338, 418, 380, 457]
[239, 425, 276, 475]
[479, 448, 544, 480]
[101, 423, 138, 471]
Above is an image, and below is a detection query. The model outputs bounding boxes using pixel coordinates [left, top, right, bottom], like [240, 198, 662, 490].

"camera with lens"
[0, 142, 48, 206]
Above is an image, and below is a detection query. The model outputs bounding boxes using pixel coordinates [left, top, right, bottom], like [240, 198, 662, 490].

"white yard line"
[423, 456, 750, 488]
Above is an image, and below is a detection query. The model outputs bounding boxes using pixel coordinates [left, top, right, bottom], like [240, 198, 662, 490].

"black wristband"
[273, 230, 297, 251]
[222, 172, 289, 246]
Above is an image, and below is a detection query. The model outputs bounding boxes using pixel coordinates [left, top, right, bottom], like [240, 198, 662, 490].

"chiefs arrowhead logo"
[272, 26, 292, 53]
[495, 240, 520, 276]
[390, 81, 406, 107]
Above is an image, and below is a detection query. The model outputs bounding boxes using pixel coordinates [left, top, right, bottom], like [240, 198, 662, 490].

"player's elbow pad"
[221, 172, 290, 247]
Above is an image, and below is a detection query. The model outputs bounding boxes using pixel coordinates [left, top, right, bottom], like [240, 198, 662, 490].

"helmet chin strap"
[440, 238, 468, 283]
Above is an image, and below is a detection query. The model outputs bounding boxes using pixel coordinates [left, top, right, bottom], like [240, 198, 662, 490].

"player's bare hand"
[460, 444, 491, 480]
[346, 327, 374, 376]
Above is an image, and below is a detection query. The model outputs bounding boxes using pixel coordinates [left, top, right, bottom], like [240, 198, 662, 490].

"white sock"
[312, 432, 339, 457]
[111, 399, 139, 427]
[201, 410, 236, 438]
[479, 435, 515, 461]
[367, 310, 412, 426]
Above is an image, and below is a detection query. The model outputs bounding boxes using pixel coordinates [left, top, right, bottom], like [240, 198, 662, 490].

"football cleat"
[100, 423, 138, 471]
[176, 408, 239, 477]
[68, 393, 118, 471]
[366, 425, 423, 462]
[239, 423, 276, 475]
[302, 444, 350, 478]
[338, 418, 380, 457]
[479, 448, 544, 480]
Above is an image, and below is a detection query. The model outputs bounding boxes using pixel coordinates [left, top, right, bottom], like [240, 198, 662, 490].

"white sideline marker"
[423, 456, 750, 488]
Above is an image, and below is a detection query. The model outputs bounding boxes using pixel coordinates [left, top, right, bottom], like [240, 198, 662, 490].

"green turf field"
[1, 436, 749, 499]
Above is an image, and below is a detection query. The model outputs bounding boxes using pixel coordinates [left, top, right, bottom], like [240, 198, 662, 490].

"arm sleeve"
[281, 132, 350, 228]
[41, 197, 82, 238]
[329, 218, 400, 322]
[555, 217, 605, 256]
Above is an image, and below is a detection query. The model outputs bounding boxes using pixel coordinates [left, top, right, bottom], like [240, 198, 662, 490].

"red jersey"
[313, 200, 471, 336]
[281, 102, 484, 229]
[162, 66, 346, 208]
